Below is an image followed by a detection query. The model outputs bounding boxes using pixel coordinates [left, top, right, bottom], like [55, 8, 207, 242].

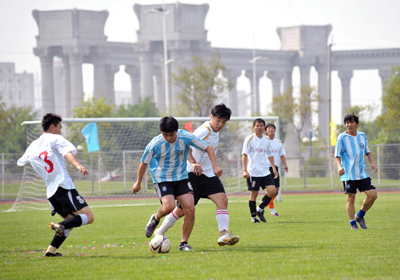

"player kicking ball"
[133, 116, 223, 251]
[153, 104, 239, 247]
[17, 113, 94, 257]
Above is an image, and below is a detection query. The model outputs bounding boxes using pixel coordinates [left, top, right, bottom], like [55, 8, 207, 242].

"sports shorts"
[269, 166, 280, 188]
[247, 174, 275, 191]
[177, 172, 225, 209]
[154, 179, 194, 201]
[343, 177, 376, 194]
[48, 187, 88, 218]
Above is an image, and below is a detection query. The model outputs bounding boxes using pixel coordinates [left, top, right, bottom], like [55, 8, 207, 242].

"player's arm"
[188, 148, 203, 176]
[268, 156, 278, 179]
[280, 155, 289, 172]
[241, 154, 250, 178]
[365, 153, 377, 174]
[335, 157, 345, 176]
[205, 145, 222, 177]
[132, 162, 148, 194]
[64, 152, 88, 176]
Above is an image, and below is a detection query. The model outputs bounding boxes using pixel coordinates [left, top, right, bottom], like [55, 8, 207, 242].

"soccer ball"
[149, 235, 171, 253]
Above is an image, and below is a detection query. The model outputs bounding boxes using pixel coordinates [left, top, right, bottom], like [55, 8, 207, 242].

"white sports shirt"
[17, 133, 78, 198]
[242, 134, 273, 177]
[187, 121, 219, 178]
[267, 137, 286, 168]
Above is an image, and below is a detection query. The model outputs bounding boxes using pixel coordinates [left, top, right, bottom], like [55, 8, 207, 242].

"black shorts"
[269, 166, 280, 188]
[154, 179, 194, 201]
[247, 174, 275, 191]
[48, 187, 88, 218]
[343, 177, 376, 194]
[177, 172, 225, 209]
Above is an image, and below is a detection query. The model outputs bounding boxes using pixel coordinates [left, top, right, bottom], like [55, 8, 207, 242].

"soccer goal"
[8, 116, 279, 211]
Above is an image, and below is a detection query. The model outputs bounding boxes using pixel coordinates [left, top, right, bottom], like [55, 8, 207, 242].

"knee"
[163, 204, 176, 214]
[183, 205, 195, 216]
[347, 195, 356, 204]
[221, 196, 228, 208]
[87, 214, 94, 224]
[175, 207, 185, 218]
[370, 192, 378, 201]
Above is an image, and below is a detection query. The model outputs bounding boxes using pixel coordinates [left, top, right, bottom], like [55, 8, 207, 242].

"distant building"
[0, 62, 34, 109]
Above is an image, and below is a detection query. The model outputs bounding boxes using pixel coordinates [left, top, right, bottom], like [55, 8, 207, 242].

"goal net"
[8, 116, 279, 211]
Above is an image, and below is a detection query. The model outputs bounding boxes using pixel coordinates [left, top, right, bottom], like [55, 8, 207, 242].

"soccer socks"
[216, 209, 229, 233]
[157, 210, 181, 235]
[357, 209, 366, 219]
[249, 201, 257, 217]
[268, 195, 276, 209]
[258, 195, 273, 209]
[350, 220, 357, 227]
[47, 229, 70, 254]
[59, 214, 88, 229]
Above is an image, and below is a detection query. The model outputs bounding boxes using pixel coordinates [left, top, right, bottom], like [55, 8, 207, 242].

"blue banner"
[81, 122, 100, 153]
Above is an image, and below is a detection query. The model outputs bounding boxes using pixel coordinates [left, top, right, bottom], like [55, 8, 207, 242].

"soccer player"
[335, 113, 378, 230]
[242, 118, 278, 223]
[132, 116, 223, 251]
[154, 104, 239, 247]
[17, 113, 94, 257]
[262, 123, 289, 217]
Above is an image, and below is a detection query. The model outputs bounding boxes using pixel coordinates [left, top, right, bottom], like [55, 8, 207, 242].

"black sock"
[180, 241, 188, 247]
[59, 215, 82, 229]
[249, 201, 256, 217]
[259, 195, 272, 209]
[50, 233, 67, 249]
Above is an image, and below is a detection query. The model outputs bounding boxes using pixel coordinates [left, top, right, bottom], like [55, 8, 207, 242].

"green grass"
[1, 193, 399, 279]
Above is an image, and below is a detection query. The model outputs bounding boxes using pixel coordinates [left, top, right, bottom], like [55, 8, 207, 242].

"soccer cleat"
[355, 215, 367, 229]
[251, 217, 260, 223]
[217, 231, 240, 246]
[256, 209, 267, 222]
[178, 244, 194, 251]
[145, 214, 159, 238]
[49, 222, 65, 237]
[351, 224, 359, 230]
[271, 212, 280, 217]
[44, 252, 63, 257]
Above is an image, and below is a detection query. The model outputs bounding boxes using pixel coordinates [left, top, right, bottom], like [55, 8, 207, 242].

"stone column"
[153, 67, 165, 112]
[139, 52, 154, 101]
[69, 53, 84, 110]
[379, 68, 391, 95]
[93, 57, 107, 99]
[267, 71, 284, 98]
[169, 40, 191, 105]
[125, 66, 141, 105]
[61, 56, 71, 117]
[105, 65, 119, 105]
[283, 69, 293, 93]
[38, 53, 55, 115]
[298, 61, 311, 87]
[245, 70, 263, 114]
[338, 70, 353, 116]
[316, 64, 328, 139]
[225, 69, 241, 116]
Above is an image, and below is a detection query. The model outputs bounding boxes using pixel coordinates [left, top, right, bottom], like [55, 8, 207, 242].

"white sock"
[270, 208, 276, 214]
[157, 210, 181, 235]
[257, 207, 263, 212]
[64, 229, 70, 237]
[79, 214, 88, 226]
[46, 245, 57, 254]
[216, 209, 229, 233]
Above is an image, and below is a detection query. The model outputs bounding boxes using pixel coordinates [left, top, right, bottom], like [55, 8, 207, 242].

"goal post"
[8, 116, 279, 211]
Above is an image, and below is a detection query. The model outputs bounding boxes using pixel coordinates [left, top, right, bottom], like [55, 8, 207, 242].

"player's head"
[343, 113, 359, 125]
[253, 118, 265, 127]
[42, 113, 62, 133]
[210, 103, 231, 132]
[265, 123, 276, 137]
[253, 118, 265, 134]
[159, 116, 178, 143]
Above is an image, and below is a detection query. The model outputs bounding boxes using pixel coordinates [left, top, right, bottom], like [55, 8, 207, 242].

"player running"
[335, 113, 378, 229]
[261, 123, 289, 217]
[153, 104, 239, 247]
[242, 118, 278, 223]
[132, 116, 222, 251]
[17, 113, 94, 257]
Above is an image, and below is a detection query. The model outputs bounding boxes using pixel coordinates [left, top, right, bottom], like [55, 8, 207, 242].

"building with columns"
[33, 3, 400, 141]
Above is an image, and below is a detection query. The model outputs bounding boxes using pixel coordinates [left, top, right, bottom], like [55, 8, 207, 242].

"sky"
[1, 0, 400, 124]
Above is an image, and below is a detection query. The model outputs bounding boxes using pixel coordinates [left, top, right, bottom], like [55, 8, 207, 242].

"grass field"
[1, 193, 399, 279]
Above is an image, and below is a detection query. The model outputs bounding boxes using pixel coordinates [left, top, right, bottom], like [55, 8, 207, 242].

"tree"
[172, 53, 232, 117]
[112, 97, 159, 118]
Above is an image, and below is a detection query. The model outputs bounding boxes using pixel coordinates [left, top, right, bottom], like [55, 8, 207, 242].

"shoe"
[217, 231, 240, 246]
[44, 252, 63, 257]
[355, 215, 367, 229]
[351, 224, 358, 230]
[256, 209, 267, 222]
[251, 217, 260, 223]
[145, 214, 159, 238]
[271, 212, 279, 217]
[178, 244, 194, 251]
[49, 222, 65, 237]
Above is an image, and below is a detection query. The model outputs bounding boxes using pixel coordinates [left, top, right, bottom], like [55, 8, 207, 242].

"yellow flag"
[330, 117, 337, 146]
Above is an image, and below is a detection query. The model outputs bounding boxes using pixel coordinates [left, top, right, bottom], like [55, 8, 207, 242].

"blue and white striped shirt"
[335, 131, 371, 181]
[141, 130, 208, 183]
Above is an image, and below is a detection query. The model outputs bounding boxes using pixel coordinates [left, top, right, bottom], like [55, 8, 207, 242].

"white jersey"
[187, 121, 219, 178]
[242, 133, 273, 177]
[267, 137, 286, 168]
[17, 133, 78, 198]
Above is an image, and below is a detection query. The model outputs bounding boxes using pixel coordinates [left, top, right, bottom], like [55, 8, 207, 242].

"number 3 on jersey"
[39, 151, 54, 173]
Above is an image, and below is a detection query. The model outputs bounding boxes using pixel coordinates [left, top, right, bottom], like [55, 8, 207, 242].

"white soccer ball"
[149, 235, 171, 253]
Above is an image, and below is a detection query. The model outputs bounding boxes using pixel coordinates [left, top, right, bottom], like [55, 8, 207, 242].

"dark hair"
[211, 103, 232, 120]
[253, 118, 265, 127]
[265, 123, 276, 131]
[42, 113, 62, 132]
[344, 113, 359, 125]
[159, 116, 179, 133]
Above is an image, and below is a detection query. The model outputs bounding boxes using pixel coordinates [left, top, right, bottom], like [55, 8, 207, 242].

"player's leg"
[45, 213, 71, 257]
[268, 187, 279, 216]
[355, 179, 377, 229]
[156, 205, 184, 236]
[146, 194, 175, 237]
[249, 190, 260, 223]
[256, 175, 276, 222]
[176, 193, 195, 251]
[347, 194, 357, 229]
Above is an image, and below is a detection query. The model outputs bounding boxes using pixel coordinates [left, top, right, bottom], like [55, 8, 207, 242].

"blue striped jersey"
[141, 129, 208, 183]
[335, 131, 371, 181]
